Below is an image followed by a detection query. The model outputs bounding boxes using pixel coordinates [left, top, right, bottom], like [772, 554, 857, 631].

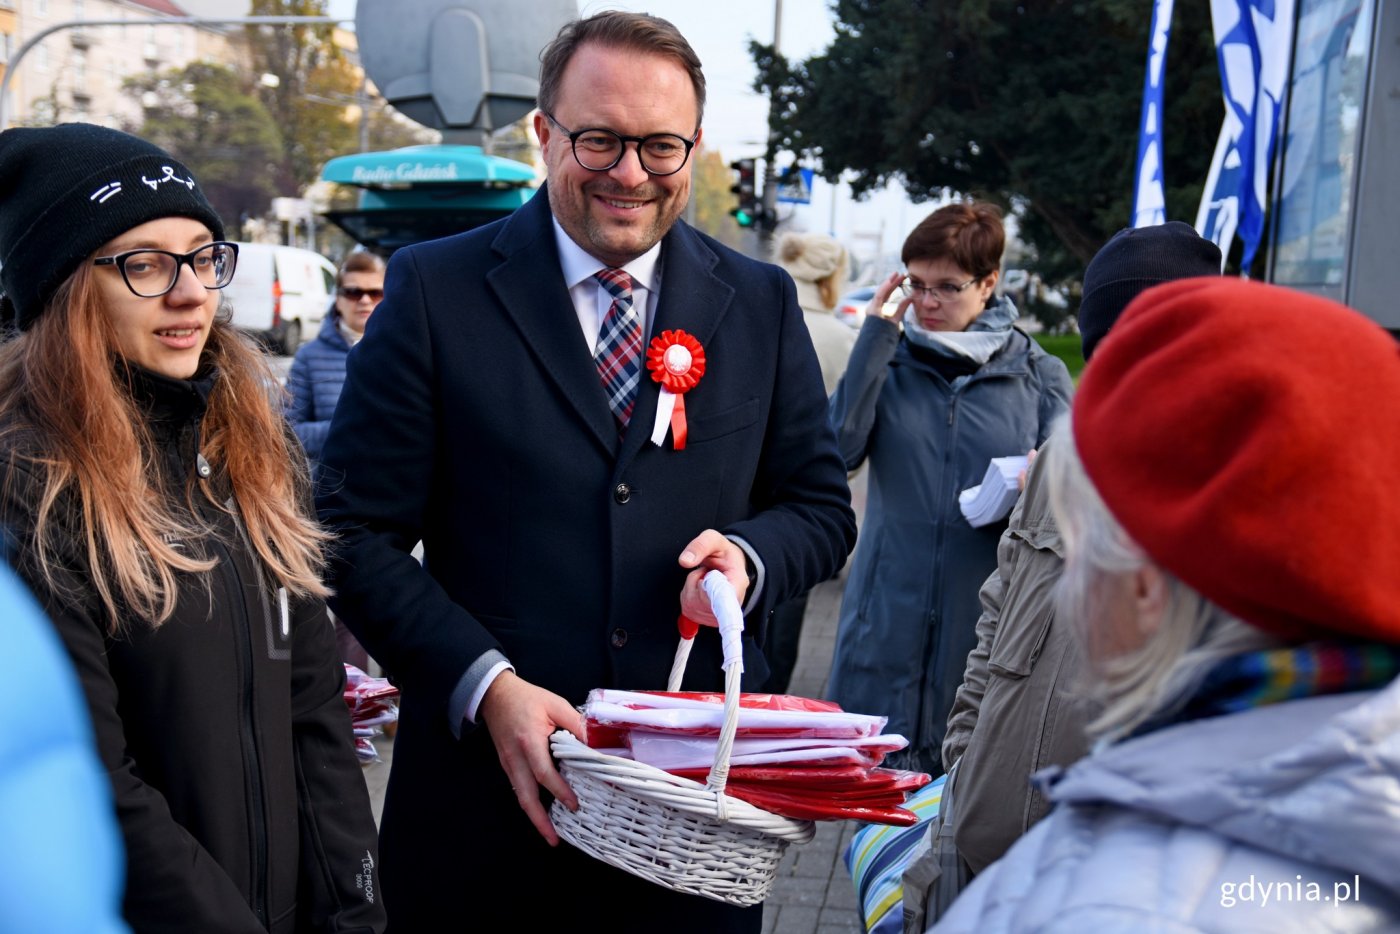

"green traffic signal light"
[731, 207, 755, 227]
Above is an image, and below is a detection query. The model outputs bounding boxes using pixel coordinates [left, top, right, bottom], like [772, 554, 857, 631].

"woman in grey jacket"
[936, 278, 1400, 932]
[828, 203, 1071, 772]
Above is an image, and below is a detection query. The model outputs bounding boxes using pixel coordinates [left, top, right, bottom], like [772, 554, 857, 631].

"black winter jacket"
[0, 366, 385, 934]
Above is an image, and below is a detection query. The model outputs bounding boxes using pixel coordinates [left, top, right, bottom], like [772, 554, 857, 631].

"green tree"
[690, 147, 745, 250]
[753, 0, 1221, 284]
[125, 62, 283, 232]
[246, 0, 358, 193]
[365, 101, 440, 152]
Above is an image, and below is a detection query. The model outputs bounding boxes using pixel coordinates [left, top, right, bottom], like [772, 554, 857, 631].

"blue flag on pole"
[1195, 0, 1296, 270]
[1132, 0, 1176, 228]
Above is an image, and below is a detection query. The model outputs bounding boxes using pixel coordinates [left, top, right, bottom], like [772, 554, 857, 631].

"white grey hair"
[1042, 416, 1279, 743]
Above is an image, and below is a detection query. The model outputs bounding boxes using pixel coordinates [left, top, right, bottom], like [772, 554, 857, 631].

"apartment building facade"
[2, 0, 239, 128]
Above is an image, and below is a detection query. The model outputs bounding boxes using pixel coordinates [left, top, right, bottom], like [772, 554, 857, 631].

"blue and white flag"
[1132, 0, 1176, 228]
[1195, 0, 1296, 271]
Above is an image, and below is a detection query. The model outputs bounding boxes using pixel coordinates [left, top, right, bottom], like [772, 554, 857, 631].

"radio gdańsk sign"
[351, 163, 461, 183]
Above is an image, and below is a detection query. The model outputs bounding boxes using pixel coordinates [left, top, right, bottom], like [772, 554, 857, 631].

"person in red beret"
[933, 277, 1400, 932]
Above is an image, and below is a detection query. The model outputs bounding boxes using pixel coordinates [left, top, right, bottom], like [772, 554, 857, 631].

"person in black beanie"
[903, 221, 1222, 926]
[1076, 220, 1223, 360]
[0, 123, 385, 933]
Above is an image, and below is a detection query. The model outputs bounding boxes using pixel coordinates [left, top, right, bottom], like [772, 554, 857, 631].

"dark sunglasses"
[339, 286, 384, 301]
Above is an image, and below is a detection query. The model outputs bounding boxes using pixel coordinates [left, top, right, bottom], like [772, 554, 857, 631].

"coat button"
[613, 482, 631, 504]
[610, 627, 628, 648]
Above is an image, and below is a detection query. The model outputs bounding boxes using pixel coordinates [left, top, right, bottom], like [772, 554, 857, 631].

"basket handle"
[665, 571, 746, 812]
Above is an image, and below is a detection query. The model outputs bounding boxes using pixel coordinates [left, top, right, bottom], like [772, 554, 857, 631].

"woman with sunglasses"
[286, 251, 386, 670]
[286, 251, 385, 480]
[0, 124, 384, 933]
[827, 201, 1073, 774]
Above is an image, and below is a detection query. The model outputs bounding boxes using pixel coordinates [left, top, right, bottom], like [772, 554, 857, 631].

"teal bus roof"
[357, 186, 536, 211]
[321, 145, 537, 188]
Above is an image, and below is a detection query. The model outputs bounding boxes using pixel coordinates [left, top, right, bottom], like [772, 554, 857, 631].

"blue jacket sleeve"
[828, 314, 901, 471]
[1034, 353, 1074, 446]
[285, 348, 330, 462]
[0, 562, 128, 934]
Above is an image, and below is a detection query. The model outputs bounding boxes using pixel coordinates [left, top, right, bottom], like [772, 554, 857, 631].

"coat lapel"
[617, 222, 736, 470]
[486, 189, 619, 456]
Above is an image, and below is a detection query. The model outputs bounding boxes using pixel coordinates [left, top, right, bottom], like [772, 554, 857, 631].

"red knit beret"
[1073, 276, 1400, 642]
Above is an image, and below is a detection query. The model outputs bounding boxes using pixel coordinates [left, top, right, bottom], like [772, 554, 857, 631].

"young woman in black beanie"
[0, 123, 385, 933]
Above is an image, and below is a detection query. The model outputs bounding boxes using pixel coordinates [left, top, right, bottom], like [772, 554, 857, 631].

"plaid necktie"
[593, 268, 644, 428]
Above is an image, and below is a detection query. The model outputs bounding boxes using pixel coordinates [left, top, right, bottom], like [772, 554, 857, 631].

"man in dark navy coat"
[317, 11, 856, 931]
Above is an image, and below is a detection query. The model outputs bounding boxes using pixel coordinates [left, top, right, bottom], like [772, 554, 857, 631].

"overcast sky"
[328, 0, 928, 269]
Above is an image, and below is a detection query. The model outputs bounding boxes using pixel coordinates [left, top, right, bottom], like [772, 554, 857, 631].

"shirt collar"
[552, 217, 662, 294]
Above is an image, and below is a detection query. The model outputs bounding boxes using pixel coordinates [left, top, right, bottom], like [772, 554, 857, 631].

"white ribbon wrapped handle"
[702, 569, 746, 674]
[659, 569, 748, 809]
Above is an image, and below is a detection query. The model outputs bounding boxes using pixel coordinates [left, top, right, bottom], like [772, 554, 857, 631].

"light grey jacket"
[934, 680, 1400, 932]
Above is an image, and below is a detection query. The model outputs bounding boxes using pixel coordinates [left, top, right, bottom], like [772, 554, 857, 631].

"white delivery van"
[220, 242, 337, 355]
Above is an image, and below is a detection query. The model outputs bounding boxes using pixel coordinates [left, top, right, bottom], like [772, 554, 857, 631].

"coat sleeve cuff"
[726, 534, 764, 615]
[447, 650, 513, 738]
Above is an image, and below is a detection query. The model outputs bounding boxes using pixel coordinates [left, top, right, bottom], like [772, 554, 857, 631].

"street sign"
[777, 167, 813, 204]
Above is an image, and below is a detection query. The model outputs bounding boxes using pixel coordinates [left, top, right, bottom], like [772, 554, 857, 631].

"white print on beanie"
[140, 166, 196, 192]
[90, 182, 122, 203]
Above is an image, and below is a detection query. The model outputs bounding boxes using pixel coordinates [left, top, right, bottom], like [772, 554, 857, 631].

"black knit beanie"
[0, 123, 226, 331]
[1078, 221, 1222, 361]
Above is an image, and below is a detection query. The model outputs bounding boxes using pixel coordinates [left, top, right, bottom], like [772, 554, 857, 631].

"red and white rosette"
[646, 329, 706, 449]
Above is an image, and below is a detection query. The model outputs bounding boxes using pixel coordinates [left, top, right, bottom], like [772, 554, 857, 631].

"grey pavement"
[360, 471, 871, 934]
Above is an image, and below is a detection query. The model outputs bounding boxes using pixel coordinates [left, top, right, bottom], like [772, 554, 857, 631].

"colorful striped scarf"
[1141, 643, 1400, 736]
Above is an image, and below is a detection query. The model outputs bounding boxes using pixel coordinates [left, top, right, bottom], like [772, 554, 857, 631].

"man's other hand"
[477, 670, 584, 845]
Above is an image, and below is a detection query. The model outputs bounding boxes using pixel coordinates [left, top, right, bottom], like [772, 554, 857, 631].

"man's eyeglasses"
[899, 275, 982, 303]
[92, 241, 239, 298]
[338, 286, 384, 302]
[544, 113, 697, 177]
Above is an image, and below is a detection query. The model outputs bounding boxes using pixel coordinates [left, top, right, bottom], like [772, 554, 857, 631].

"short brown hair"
[901, 202, 1005, 278]
[538, 11, 706, 127]
[337, 250, 385, 286]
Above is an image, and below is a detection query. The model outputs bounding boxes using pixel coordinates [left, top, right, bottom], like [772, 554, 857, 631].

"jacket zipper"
[208, 529, 271, 925]
[920, 390, 959, 751]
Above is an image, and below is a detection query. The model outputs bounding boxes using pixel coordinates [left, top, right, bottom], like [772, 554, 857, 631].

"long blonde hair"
[0, 263, 330, 632]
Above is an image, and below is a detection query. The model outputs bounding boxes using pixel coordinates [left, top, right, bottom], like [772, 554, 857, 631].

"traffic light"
[729, 158, 759, 227]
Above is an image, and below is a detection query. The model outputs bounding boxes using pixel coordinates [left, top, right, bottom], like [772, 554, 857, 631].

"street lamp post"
[759, 0, 783, 245]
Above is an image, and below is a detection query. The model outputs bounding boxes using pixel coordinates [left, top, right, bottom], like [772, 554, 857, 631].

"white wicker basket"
[549, 572, 816, 906]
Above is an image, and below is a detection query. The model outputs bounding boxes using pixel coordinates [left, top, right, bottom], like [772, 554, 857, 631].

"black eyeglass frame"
[92, 241, 240, 299]
[543, 113, 699, 177]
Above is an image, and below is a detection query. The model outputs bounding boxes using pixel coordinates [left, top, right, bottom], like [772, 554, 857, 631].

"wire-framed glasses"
[899, 275, 981, 303]
[544, 113, 697, 177]
[92, 241, 239, 298]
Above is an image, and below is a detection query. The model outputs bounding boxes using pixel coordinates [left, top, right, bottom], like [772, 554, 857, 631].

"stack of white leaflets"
[958, 455, 1029, 527]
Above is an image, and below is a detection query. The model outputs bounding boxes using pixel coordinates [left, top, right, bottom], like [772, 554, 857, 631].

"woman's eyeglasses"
[338, 287, 384, 301]
[92, 241, 239, 298]
[898, 275, 982, 303]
